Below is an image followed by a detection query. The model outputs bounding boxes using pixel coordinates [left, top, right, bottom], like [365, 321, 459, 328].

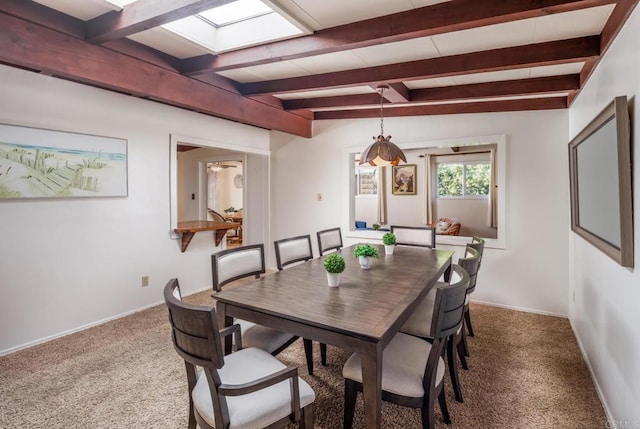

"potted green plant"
[224, 206, 236, 214]
[372, 223, 381, 231]
[323, 253, 345, 287]
[382, 232, 397, 255]
[353, 243, 379, 269]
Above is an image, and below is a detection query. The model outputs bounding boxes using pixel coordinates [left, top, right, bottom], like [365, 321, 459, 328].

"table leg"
[360, 344, 383, 429]
[216, 302, 233, 355]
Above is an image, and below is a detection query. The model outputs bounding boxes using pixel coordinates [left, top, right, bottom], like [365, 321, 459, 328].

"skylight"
[103, 0, 137, 7]
[161, 0, 309, 54]
[199, 0, 273, 26]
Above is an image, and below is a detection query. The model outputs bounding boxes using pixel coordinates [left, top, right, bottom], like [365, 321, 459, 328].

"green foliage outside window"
[437, 164, 463, 196]
[437, 162, 490, 197]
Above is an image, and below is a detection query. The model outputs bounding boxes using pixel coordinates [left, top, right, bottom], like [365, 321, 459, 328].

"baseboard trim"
[0, 285, 214, 357]
[471, 299, 567, 318]
[568, 318, 614, 425]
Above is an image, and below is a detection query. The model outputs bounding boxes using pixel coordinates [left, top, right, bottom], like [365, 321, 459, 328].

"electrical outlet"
[317, 193, 322, 201]
[141, 275, 149, 287]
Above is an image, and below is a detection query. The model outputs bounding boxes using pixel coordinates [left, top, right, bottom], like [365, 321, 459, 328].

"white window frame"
[436, 160, 490, 199]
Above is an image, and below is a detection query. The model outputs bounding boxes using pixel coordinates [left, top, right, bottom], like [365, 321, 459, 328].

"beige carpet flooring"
[0, 289, 607, 428]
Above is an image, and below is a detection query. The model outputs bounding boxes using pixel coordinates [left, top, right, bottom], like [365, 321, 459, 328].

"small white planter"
[358, 256, 373, 270]
[384, 244, 395, 255]
[326, 272, 341, 287]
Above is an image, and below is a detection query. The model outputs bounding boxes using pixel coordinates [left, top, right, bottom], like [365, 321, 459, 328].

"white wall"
[0, 65, 270, 354]
[568, 5, 640, 424]
[271, 108, 570, 317]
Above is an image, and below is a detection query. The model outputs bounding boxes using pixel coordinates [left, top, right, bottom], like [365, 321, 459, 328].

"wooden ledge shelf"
[175, 220, 241, 252]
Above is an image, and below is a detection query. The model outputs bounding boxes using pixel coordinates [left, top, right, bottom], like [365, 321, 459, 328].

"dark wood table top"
[214, 244, 453, 343]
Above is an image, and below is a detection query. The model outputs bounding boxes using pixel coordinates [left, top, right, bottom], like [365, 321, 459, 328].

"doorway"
[206, 160, 244, 247]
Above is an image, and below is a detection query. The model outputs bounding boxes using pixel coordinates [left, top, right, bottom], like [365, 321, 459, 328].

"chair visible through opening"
[391, 225, 437, 248]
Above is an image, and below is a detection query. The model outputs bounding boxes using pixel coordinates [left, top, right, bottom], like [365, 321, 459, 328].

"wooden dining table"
[214, 244, 453, 429]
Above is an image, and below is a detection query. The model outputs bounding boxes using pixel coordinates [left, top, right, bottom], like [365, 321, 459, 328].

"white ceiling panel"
[127, 27, 209, 59]
[218, 60, 309, 82]
[533, 4, 615, 43]
[291, 51, 368, 74]
[281, 0, 416, 28]
[405, 76, 458, 89]
[431, 18, 536, 56]
[453, 69, 531, 85]
[353, 36, 440, 67]
[32, 0, 117, 20]
[276, 86, 375, 99]
[528, 62, 585, 78]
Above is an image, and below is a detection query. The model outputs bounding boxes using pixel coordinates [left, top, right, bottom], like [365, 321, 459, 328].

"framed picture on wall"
[392, 164, 416, 195]
[0, 123, 127, 200]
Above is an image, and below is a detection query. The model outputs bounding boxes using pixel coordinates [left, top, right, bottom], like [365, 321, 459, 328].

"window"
[356, 166, 377, 195]
[437, 162, 490, 198]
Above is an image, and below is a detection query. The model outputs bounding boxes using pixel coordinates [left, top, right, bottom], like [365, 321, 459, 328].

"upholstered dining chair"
[164, 279, 315, 429]
[211, 244, 315, 375]
[342, 264, 469, 429]
[391, 225, 436, 248]
[464, 236, 485, 338]
[274, 235, 328, 371]
[274, 234, 314, 270]
[316, 227, 343, 256]
[399, 248, 479, 403]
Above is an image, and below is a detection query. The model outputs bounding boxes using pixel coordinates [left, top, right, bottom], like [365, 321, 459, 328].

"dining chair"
[211, 244, 316, 375]
[274, 234, 314, 269]
[464, 236, 485, 338]
[390, 225, 436, 248]
[342, 264, 469, 429]
[164, 279, 315, 429]
[399, 248, 479, 403]
[274, 235, 328, 371]
[316, 227, 343, 256]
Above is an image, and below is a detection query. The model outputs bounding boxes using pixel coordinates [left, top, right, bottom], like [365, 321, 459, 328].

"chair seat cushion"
[342, 332, 445, 398]
[193, 347, 315, 429]
[400, 284, 442, 338]
[237, 319, 296, 354]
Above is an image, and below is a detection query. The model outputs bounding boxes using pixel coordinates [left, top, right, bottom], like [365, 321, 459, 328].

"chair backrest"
[274, 235, 313, 270]
[430, 264, 469, 339]
[208, 209, 225, 222]
[458, 246, 481, 295]
[164, 279, 224, 369]
[390, 225, 436, 248]
[468, 236, 485, 269]
[211, 244, 265, 291]
[317, 227, 343, 256]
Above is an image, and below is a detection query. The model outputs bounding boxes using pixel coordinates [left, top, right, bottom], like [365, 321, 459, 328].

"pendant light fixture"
[359, 85, 407, 166]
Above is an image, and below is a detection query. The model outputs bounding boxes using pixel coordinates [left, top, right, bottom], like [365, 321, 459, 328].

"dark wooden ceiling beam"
[570, 0, 638, 105]
[184, 0, 617, 74]
[85, 0, 237, 44]
[242, 36, 600, 95]
[284, 75, 580, 110]
[382, 83, 410, 103]
[314, 97, 568, 119]
[411, 75, 580, 102]
[0, 12, 312, 137]
[0, 0, 85, 38]
[283, 94, 381, 110]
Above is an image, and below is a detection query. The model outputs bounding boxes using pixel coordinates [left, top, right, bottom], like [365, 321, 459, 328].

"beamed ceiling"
[1, 0, 638, 138]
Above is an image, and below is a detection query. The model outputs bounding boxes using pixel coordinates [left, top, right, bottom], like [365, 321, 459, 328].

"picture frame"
[0, 123, 128, 200]
[392, 164, 417, 195]
[568, 96, 633, 267]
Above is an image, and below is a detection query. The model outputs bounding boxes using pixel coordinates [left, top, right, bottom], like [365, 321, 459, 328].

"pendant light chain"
[379, 86, 385, 136]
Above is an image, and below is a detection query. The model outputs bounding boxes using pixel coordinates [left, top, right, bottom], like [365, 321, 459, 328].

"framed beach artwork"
[0, 124, 127, 200]
[392, 164, 416, 195]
